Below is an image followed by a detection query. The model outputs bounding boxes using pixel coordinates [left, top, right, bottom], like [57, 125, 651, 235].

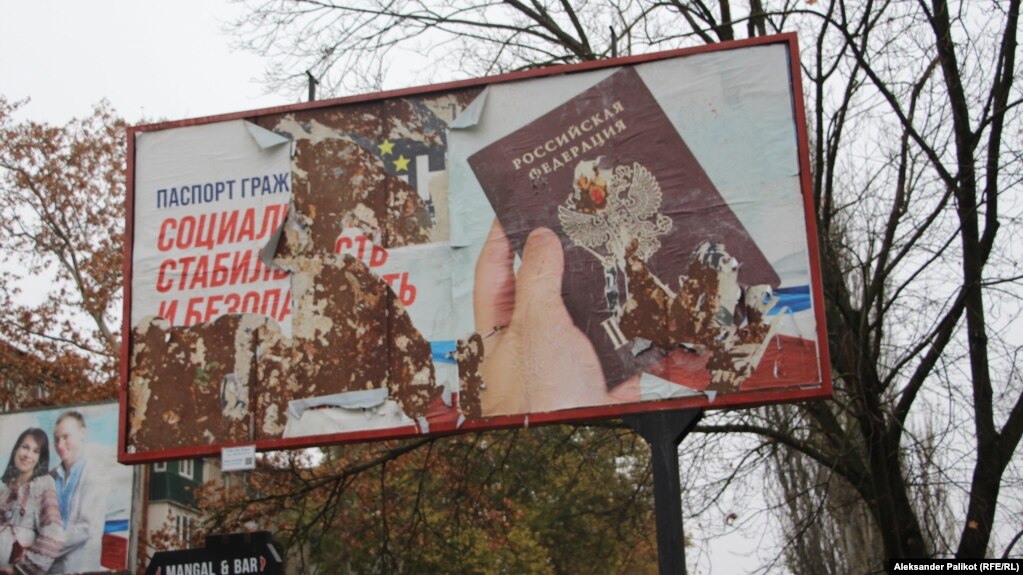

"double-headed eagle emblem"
[558, 160, 672, 317]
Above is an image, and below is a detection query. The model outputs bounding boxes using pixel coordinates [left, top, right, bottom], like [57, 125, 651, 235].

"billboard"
[0, 403, 134, 572]
[121, 33, 830, 462]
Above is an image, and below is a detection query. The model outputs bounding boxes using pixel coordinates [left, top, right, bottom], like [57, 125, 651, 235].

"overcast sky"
[1, 0, 288, 124]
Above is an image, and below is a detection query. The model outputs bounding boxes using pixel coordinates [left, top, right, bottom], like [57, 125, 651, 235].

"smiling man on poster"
[49, 411, 106, 574]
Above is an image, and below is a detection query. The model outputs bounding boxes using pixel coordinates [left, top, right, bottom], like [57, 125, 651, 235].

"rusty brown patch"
[386, 292, 439, 419]
[454, 332, 485, 419]
[616, 242, 779, 394]
[289, 255, 390, 397]
[128, 315, 260, 451]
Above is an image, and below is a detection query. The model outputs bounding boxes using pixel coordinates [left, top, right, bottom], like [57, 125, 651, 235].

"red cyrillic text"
[382, 272, 417, 306]
[160, 289, 292, 326]
[157, 204, 288, 252]
[335, 233, 389, 267]
[156, 248, 288, 293]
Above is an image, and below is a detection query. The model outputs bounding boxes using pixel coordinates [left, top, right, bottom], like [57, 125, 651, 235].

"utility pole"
[307, 70, 319, 102]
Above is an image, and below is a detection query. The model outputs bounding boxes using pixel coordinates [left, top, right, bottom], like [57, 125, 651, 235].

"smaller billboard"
[0, 403, 134, 573]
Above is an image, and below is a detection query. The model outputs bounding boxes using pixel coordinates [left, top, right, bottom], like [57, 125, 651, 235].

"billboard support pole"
[624, 408, 703, 575]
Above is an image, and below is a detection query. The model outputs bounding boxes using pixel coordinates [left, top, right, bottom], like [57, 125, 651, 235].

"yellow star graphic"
[378, 140, 395, 156]
[393, 154, 410, 172]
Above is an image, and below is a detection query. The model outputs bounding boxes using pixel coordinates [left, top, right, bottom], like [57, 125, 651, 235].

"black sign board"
[146, 531, 284, 575]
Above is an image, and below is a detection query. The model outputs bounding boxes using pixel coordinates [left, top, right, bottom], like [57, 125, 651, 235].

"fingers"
[473, 218, 516, 335]
[475, 224, 617, 415]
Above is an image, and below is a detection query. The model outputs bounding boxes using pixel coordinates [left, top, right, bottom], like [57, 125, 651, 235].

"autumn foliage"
[0, 98, 123, 407]
[194, 427, 660, 574]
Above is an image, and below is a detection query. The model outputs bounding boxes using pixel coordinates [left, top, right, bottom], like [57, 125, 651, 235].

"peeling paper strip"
[630, 337, 654, 357]
[245, 121, 291, 148]
[288, 387, 390, 420]
[259, 217, 287, 271]
[639, 372, 704, 401]
[283, 400, 414, 438]
[435, 363, 459, 404]
[449, 87, 489, 129]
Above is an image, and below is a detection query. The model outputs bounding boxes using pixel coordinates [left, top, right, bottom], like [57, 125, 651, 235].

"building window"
[175, 514, 195, 544]
[153, 462, 167, 472]
[179, 460, 194, 479]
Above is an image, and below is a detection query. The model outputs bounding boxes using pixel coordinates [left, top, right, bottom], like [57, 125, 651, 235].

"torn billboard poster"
[121, 33, 831, 461]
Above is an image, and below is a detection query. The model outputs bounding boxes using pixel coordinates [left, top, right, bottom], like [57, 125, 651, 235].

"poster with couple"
[0, 403, 133, 573]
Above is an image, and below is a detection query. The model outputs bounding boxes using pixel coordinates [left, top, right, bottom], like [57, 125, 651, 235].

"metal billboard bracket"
[623, 408, 703, 575]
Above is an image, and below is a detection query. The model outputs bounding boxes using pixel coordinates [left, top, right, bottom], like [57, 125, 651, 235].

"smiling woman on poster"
[0, 428, 64, 575]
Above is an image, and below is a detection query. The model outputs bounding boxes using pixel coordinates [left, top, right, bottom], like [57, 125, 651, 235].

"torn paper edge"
[449, 87, 489, 129]
[246, 121, 291, 149]
[288, 387, 390, 420]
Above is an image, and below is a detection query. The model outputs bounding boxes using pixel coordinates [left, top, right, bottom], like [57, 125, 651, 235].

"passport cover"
[468, 67, 778, 388]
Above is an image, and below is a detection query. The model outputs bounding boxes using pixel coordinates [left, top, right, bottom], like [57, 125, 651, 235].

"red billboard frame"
[119, 32, 830, 463]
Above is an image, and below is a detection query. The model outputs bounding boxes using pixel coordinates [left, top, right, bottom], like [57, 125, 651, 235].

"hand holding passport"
[468, 66, 777, 413]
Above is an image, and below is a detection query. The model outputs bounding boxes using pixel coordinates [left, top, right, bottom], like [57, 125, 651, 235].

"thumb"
[512, 227, 571, 327]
